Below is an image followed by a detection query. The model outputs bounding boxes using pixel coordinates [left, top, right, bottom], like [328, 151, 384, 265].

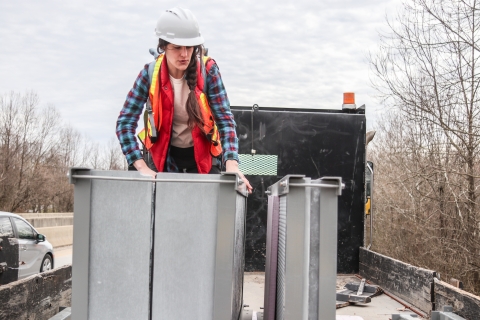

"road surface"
[53, 245, 72, 268]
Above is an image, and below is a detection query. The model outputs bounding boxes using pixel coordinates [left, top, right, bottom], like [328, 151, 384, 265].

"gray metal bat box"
[263, 175, 342, 320]
[69, 168, 248, 320]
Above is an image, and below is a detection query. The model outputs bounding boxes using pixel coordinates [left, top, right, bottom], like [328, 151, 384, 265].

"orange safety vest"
[138, 54, 222, 173]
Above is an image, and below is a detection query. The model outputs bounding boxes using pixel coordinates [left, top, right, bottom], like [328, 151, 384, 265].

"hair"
[158, 39, 206, 131]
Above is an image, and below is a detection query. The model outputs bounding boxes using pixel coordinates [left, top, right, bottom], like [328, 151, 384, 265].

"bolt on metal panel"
[265, 176, 342, 320]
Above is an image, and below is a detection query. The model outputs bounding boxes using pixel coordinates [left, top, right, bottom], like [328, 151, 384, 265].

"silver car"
[0, 211, 54, 284]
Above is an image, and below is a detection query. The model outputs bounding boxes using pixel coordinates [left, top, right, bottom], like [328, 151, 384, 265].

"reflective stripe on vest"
[138, 54, 222, 157]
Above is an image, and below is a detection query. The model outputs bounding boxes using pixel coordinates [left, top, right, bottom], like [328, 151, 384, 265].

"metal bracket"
[267, 175, 306, 196]
[336, 281, 379, 304]
[356, 279, 366, 295]
[221, 172, 248, 197]
[273, 176, 345, 195]
[68, 167, 91, 184]
[317, 176, 345, 196]
[336, 292, 371, 304]
[344, 282, 380, 295]
[267, 175, 345, 196]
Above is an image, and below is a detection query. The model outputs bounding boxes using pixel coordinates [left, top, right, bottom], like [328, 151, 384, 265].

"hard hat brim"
[158, 34, 204, 46]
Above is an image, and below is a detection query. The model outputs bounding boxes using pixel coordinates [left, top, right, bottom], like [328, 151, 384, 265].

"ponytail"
[184, 45, 205, 130]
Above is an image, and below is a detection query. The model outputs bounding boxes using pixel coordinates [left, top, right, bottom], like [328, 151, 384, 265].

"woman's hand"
[225, 160, 253, 194]
[133, 159, 157, 179]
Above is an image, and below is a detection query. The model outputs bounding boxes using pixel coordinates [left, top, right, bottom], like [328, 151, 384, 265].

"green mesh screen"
[238, 154, 278, 176]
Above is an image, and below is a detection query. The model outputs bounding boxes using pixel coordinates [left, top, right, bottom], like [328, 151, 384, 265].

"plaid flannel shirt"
[116, 60, 239, 172]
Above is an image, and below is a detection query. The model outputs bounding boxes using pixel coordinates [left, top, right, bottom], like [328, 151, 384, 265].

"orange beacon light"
[342, 92, 356, 110]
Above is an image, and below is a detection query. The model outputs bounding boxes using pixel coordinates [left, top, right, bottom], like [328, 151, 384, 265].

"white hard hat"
[155, 7, 204, 46]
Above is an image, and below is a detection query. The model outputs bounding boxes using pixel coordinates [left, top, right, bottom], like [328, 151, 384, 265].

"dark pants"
[129, 146, 220, 174]
[169, 146, 220, 174]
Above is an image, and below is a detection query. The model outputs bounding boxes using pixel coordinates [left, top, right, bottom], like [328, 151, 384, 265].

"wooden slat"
[434, 278, 480, 319]
[0, 265, 72, 319]
[359, 248, 435, 313]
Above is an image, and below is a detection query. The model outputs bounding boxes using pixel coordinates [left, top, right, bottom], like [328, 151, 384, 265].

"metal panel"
[264, 195, 280, 320]
[232, 194, 247, 318]
[70, 169, 152, 320]
[88, 171, 152, 320]
[284, 178, 310, 320]
[317, 180, 338, 320]
[71, 168, 92, 320]
[152, 173, 218, 319]
[214, 176, 238, 320]
[151, 173, 246, 320]
[276, 196, 287, 320]
[70, 170, 247, 320]
[265, 176, 341, 320]
[308, 188, 320, 319]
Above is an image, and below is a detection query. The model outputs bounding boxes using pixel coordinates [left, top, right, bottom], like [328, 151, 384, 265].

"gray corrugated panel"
[266, 176, 341, 320]
[308, 187, 321, 319]
[232, 194, 247, 318]
[286, 180, 311, 320]
[71, 170, 152, 320]
[264, 195, 280, 320]
[276, 196, 287, 320]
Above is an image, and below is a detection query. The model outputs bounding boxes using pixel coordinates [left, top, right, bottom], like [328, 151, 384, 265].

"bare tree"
[370, 0, 480, 294]
[0, 91, 127, 213]
[105, 137, 128, 170]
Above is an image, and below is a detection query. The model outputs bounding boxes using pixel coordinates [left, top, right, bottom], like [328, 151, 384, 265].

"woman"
[116, 7, 252, 192]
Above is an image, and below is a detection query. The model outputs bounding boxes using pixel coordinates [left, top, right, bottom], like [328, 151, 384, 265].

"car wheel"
[40, 254, 53, 272]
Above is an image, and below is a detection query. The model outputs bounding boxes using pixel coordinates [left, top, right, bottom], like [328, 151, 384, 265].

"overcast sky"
[0, 0, 403, 145]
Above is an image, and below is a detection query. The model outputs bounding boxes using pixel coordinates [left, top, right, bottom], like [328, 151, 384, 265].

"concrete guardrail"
[17, 213, 74, 248]
[37, 226, 73, 248]
[26, 217, 74, 228]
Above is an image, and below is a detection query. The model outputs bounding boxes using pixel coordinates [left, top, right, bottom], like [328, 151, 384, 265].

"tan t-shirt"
[169, 75, 193, 148]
